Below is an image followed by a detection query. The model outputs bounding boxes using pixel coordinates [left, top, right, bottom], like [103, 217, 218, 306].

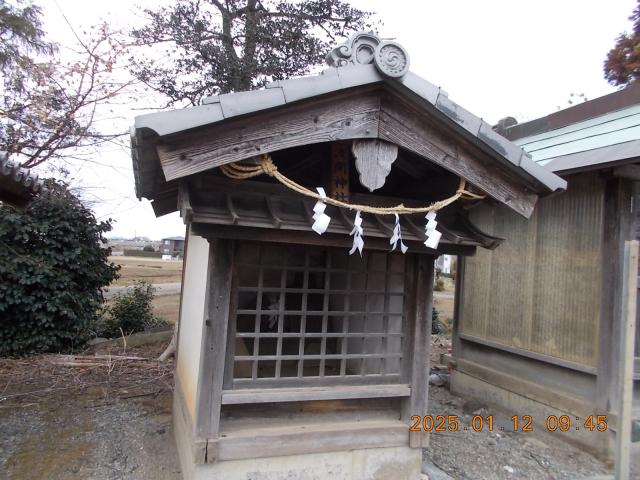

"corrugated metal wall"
[461, 172, 604, 366]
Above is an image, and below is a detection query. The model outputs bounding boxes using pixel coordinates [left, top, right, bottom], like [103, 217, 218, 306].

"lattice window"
[230, 243, 407, 387]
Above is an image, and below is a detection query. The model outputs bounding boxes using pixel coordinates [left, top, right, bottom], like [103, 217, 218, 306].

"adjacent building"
[452, 84, 640, 458]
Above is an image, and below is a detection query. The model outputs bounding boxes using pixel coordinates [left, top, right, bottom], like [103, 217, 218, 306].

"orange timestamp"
[409, 414, 609, 433]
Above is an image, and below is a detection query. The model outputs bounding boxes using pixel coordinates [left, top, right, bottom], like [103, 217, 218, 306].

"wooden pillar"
[329, 142, 350, 201]
[597, 177, 635, 414]
[451, 255, 465, 360]
[195, 239, 235, 457]
[402, 254, 435, 448]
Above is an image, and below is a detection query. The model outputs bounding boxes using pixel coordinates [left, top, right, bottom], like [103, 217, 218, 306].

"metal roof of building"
[131, 32, 566, 202]
[508, 85, 640, 173]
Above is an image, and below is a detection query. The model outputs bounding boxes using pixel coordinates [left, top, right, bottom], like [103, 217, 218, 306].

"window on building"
[230, 243, 407, 388]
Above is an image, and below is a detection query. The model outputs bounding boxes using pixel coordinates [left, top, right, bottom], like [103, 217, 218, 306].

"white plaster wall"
[176, 230, 210, 421]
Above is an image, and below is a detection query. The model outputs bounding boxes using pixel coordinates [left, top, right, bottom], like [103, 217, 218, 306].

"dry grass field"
[108, 256, 183, 324]
[109, 256, 183, 286]
[152, 293, 181, 324]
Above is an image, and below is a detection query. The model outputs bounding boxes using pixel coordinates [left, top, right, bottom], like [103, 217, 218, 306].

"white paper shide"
[349, 211, 364, 256]
[424, 211, 441, 249]
[390, 213, 408, 254]
[311, 187, 331, 235]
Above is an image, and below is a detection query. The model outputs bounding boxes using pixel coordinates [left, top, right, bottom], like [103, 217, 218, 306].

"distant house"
[452, 84, 640, 458]
[435, 255, 452, 275]
[161, 236, 185, 259]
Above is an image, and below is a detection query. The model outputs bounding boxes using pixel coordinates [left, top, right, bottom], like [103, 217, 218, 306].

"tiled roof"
[0, 153, 44, 208]
[131, 32, 566, 202]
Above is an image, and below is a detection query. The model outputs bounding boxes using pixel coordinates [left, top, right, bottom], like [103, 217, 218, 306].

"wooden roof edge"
[130, 33, 565, 202]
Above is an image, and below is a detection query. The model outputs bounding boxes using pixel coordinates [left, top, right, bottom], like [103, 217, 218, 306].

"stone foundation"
[173, 387, 421, 480]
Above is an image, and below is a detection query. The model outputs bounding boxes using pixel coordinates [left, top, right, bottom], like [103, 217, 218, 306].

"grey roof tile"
[397, 72, 440, 104]
[436, 94, 482, 136]
[518, 152, 567, 191]
[273, 70, 343, 103]
[336, 64, 382, 89]
[478, 121, 523, 166]
[201, 95, 220, 105]
[219, 87, 286, 118]
[135, 103, 224, 136]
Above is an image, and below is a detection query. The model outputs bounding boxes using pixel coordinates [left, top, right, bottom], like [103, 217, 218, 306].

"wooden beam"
[155, 87, 540, 218]
[221, 384, 410, 404]
[402, 254, 435, 448]
[458, 332, 597, 375]
[378, 94, 538, 218]
[615, 240, 638, 480]
[597, 178, 634, 414]
[213, 420, 409, 462]
[613, 164, 640, 181]
[195, 239, 235, 441]
[456, 358, 599, 417]
[157, 89, 381, 182]
[330, 142, 350, 201]
[190, 223, 478, 256]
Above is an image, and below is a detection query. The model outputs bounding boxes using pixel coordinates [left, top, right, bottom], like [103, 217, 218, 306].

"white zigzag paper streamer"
[311, 187, 331, 235]
[349, 211, 364, 256]
[390, 213, 408, 254]
[424, 211, 442, 249]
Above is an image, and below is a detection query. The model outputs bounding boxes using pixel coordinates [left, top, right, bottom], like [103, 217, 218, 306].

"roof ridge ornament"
[326, 31, 410, 79]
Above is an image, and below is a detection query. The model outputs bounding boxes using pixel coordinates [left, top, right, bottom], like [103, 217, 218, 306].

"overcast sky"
[39, 0, 637, 239]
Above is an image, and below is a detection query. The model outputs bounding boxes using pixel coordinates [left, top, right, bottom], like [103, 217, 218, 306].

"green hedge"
[123, 249, 162, 258]
[0, 181, 119, 356]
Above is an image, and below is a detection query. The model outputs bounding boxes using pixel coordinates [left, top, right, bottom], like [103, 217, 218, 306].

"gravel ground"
[0, 393, 181, 480]
[0, 340, 636, 480]
[425, 385, 638, 480]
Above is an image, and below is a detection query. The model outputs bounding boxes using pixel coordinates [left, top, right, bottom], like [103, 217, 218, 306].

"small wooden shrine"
[130, 32, 565, 480]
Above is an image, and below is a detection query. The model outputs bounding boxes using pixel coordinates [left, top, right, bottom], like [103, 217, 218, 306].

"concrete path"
[103, 282, 181, 299]
[434, 291, 454, 300]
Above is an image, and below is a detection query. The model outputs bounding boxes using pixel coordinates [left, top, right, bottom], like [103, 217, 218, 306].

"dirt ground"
[1, 339, 636, 480]
[109, 256, 183, 286]
[0, 343, 181, 480]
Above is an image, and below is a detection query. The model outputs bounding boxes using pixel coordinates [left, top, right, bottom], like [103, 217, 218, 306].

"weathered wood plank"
[615, 240, 638, 480]
[379, 94, 538, 218]
[330, 142, 350, 201]
[157, 89, 382, 181]
[195, 239, 235, 440]
[401, 254, 435, 448]
[597, 178, 633, 413]
[352, 139, 398, 192]
[214, 421, 409, 461]
[221, 384, 410, 404]
[456, 358, 598, 417]
[190, 223, 478, 256]
[157, 87, 540, 219]
[458, 333, 597, 375]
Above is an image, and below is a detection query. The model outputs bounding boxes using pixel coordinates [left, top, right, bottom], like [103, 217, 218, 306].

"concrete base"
[451, 370, 613, 459]
[185, 446, 421, 480]
[173, 384, 421, 480]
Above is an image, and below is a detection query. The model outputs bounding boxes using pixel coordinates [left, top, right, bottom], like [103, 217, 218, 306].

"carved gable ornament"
[326, 32, 410, 78]
[352, 139, 399, 192]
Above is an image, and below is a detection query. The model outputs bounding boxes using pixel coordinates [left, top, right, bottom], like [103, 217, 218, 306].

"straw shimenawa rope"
[220, 155, 485, 215]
